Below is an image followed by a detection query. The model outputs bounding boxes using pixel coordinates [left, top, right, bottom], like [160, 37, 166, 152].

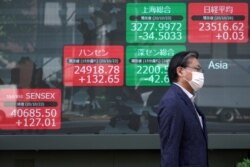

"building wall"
[0, 150, 249, 167]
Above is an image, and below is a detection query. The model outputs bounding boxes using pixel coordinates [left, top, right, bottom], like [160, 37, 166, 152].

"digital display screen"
[126, 45, 186, 86]
[0, 89, 61, 130]
[188, 3, 248, 43]
[64, 46, 124, 86]
[126, 3, 186, 43]
[0, 0, 250, 136]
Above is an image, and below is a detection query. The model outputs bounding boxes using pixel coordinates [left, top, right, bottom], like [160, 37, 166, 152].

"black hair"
[168, 51, 199, 84]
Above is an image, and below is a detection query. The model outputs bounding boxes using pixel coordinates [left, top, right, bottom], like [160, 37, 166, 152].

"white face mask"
[188, 71, 204, 91]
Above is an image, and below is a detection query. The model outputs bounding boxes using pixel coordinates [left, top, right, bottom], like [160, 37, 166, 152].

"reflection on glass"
[0, 0, 249, 134]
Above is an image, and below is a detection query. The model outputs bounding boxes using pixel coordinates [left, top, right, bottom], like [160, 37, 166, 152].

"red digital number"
[64, 45, 124, 86]
[0, 89, 61, 130]
[188, 3, 248, 43]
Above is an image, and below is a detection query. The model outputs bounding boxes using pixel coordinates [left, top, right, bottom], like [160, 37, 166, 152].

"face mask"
[187, 71, 204, 91]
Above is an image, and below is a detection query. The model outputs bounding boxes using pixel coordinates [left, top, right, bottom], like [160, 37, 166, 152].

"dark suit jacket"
[157, 84, 209, 167]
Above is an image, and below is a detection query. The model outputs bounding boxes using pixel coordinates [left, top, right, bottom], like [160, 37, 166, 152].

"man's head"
[168, 51, 204, 93]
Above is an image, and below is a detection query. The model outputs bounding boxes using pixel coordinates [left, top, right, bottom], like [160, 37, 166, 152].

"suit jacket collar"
[171, 84, 208, 141]
[173, 83, 195, 102]
[171, 84, 193, 106]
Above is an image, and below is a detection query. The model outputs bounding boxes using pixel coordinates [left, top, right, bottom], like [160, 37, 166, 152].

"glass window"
[0, 0, 249, 135]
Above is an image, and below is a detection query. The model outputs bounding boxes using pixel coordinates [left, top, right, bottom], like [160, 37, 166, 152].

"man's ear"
[176, 66, 185, 77]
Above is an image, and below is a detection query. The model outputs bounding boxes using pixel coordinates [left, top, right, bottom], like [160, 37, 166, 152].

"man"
[157, 51, 209, 167]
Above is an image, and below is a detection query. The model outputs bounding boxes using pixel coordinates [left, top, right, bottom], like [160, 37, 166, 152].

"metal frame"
[0, 134, 250, 150]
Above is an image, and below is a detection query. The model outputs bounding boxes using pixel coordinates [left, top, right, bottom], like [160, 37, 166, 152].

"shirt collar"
[174, 83, 195, 102]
